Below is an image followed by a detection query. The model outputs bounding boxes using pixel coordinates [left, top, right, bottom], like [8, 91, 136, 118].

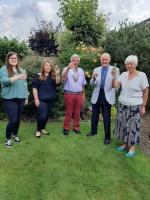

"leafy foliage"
[58, 0, 106, 46]
[28, 20, 60, 56]
[104, 21, 150, 70]
[0, 37, 29, 66]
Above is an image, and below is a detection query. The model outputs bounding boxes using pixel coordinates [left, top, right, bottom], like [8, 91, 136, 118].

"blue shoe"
[116, 146, 127, 152]
[126, 151, 136, 158]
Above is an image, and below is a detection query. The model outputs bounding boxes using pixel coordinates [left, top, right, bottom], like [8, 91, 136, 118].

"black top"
[32, 74, 56, 101]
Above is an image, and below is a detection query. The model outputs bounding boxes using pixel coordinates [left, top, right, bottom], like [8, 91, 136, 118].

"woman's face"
[126, 62, 136, 72]
[9, 54, 18, 66]
[44, 62, 52, 73]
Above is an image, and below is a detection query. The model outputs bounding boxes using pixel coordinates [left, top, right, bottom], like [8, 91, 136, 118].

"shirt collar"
[102, 65, 109, 70]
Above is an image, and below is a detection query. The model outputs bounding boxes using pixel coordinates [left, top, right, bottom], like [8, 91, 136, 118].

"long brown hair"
[39, 60, 56, 81]
[5, 52, 21, 77]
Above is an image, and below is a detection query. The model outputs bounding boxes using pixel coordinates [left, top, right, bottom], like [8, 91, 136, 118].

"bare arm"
[61, 63, 75, 81]
[140, 87, 149, 116]
[61, 67, 69, 81]
[112, 79, 121, 88]
[143, 87, 149, 106]
[32, 88, 40, 107]
[55, 75, 61, 84]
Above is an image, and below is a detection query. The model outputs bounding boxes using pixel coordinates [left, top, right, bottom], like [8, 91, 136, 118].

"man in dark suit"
[86, 53, 119, 144]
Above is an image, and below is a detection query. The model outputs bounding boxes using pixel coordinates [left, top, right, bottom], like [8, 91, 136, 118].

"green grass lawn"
[0, 121, 150, 200]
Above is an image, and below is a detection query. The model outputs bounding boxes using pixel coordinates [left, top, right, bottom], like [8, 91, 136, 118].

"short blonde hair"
[125, 55, 138, 67]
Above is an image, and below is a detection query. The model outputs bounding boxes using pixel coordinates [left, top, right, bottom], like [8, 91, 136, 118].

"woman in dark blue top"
[32, 60, 60, 138]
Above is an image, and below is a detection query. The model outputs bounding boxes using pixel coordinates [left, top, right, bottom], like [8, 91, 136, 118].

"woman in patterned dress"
[112, 55, 149, 157]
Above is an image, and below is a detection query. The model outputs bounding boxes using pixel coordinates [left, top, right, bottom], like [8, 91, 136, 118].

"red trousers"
[64, 93, 83, 131]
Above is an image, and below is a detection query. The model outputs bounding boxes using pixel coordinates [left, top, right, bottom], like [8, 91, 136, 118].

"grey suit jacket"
[90, 65, 120, 105]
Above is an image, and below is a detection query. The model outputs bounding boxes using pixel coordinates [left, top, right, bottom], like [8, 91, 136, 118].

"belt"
[64, 90, 82, 94]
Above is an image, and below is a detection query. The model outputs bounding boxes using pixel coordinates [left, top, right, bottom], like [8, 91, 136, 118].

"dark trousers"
[91, 89, 111, 140]
[3, 98, 25, 140]
[37, 100, 54, 131]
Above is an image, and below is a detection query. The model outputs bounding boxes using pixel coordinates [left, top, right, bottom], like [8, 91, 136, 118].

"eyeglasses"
[9, 57, 18, 60]
[72, 59, 80, 61]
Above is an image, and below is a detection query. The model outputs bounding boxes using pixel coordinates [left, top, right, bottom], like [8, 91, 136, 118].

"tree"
[28, 19, 60, 56]
[58, 0, 106, 46]
[104, 20, 150, 109]
[104, 21, 150, 69]
[0, 37, 29, 66]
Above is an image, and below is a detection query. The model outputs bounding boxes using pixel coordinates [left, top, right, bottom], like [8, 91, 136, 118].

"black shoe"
[73, 130, 81, 134]
[86, 132, 97, 137]
[63, 129, 69, 136]
[104, 139, 110, 145]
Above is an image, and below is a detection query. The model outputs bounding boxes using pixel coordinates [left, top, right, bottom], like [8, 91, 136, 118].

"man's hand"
[92, 73, 98, 81]
[68, 62, 74, 69]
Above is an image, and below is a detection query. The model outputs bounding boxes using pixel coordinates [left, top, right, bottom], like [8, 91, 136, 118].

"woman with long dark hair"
[32, 60, 60, 138]
[0, 52, 29, 148]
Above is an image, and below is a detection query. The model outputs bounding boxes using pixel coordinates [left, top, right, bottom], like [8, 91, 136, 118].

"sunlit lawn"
[0, 120, 150, 200]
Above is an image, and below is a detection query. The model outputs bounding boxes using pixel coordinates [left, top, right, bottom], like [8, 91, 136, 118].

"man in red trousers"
[62, 54, 86, 135]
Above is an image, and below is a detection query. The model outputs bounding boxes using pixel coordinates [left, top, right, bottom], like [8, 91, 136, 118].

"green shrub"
[0, 37, 29, 64]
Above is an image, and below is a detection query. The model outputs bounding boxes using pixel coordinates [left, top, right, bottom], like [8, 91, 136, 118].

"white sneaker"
[5, 139, 13, 148]
[35, 131, 41, 138]
[13, 136, 22, 143]
[41, 129, 50, 135]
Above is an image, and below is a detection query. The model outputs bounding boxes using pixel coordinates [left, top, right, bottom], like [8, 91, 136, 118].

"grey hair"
[125, 55, 138, 67]
[100, 53, 111, 60]
[70, 54, 80, 61]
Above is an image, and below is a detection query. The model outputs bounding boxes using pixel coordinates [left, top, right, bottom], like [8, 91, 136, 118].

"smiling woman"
[0, 52, 29, 148]
[32, 60, 60, 138]
[112, 55, 149, 157]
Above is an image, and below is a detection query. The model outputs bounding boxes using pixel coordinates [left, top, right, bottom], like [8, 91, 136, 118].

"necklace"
[71, 68, 79, 82]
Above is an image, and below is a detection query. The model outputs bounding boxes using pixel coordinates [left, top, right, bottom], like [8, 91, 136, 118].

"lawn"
[0, 121, 150, 200]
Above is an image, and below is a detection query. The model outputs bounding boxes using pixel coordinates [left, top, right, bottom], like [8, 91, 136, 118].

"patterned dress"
[115, 103, 141, 146]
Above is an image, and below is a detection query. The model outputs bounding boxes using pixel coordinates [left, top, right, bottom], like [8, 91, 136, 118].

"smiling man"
[61, 54, 86, 136]
[86, 53, 120, 145]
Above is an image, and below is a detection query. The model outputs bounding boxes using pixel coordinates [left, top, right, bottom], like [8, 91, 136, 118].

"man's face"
[100, 55, 110, 67]
[71, 57, 80, 67]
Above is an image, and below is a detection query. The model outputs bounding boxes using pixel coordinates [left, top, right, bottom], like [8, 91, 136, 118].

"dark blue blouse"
[32, 74, 56, 101]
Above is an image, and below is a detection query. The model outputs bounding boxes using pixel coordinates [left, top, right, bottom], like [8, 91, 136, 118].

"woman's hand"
[140, 106, 146, 116]
[25, 98, 28, 105]
[18, 74, 27, 80]
[35, 98, 40, 107]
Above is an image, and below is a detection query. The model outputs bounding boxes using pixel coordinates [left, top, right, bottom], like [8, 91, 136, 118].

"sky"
[0, 0, 149, 41]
